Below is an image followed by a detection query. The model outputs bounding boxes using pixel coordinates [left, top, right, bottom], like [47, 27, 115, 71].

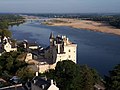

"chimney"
[42, 85, 45, 89]
[35, 72, 39, 76]
[51, 80, 54, 85]
[54, 81, 57, 85]
[66, 38, 69, 44]
[54, 41, 56, 45]
[34, 80, 36, 84]
[57, 44, 60, 53]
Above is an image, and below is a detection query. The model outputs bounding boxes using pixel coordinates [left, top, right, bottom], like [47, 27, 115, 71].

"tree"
[55, 60, 79, 90]
[44, 60, 101, 90]
[16, 67, 35, 83]
[79, 65, 95, 90]
[5, 56, 14, 71]
[0, 65, 2, 76]
[0, 21, 8, 29]
[105, 64, 120, 90]
[0, 29, 12, 37]
[0, 51, 28, 80]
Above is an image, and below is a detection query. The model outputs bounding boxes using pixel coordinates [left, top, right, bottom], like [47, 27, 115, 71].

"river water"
[9, 21, 120, 76]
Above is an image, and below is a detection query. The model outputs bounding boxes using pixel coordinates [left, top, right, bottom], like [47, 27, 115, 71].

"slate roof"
[28, 43, 38, 47]
[49, 32, 54, 39]
[32, 76, 51, 90]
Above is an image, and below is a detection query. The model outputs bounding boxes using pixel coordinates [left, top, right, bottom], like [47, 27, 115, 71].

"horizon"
[0, 12, 120, 15]
[0, 0, 120, 13]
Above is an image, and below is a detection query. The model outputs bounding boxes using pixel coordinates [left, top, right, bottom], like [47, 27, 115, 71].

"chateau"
[0, 33, 77, 73]
[45, 33, 77, 64]
[33, 33, 77, 73]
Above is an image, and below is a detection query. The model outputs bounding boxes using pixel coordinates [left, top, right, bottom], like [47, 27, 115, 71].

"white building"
[22, 33, 77, 73]
[45, 33, 77, 64]
[25, 53, 33, 62]
[23, 40, 39, 50]
[2, 36, 17, 52]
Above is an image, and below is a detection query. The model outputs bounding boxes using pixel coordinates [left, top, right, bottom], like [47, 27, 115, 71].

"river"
[9, 21, 120, 76]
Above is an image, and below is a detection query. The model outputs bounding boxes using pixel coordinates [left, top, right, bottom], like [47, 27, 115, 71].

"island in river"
[42, 18, 120, 36]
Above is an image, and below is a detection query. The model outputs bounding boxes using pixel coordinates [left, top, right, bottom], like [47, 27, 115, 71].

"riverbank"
[42, 18, 120, 36]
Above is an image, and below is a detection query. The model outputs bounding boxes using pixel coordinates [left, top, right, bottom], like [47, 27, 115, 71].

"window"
[69, 50, 71, 52]
[69, 55, 71, 58]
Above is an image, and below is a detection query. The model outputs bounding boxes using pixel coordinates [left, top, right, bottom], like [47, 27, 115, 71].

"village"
[0, 32, 77, 73]
[0, 33, 78, 90]
[1, 0, 120, 88]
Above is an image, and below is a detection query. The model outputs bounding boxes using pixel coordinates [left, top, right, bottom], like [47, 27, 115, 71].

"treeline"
[0, 14, 24, 24]
[0, 14, 25, 37]
[0, 14, 25, 29]
[25, 13, 120, 29]
[88, 15, 120, 29]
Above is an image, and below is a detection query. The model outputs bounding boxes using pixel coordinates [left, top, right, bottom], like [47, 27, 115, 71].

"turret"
[49, 32, 54, 39]
[49, 32, 54, 46]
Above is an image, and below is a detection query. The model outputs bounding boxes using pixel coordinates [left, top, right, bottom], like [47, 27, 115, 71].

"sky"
[0, 0, 120, 13]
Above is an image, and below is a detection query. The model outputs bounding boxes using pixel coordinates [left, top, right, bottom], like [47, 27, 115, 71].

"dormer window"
[69, 50, 70, 52]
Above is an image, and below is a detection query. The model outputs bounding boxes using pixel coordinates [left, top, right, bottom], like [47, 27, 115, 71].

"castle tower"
[49, 32, 54, 47]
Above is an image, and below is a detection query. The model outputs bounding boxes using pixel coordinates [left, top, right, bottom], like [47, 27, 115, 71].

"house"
[27, 33, 77, 73]
[25, 53, 33, 62]
[23, 40, 39, 50]
[21, 33, 77, 73]
[10, 76, 20, 84]
[31, 76, 59, 90]
[1, 37, 17, 52]
[28, 43, 39, 50]
[45, 33, 77, 64]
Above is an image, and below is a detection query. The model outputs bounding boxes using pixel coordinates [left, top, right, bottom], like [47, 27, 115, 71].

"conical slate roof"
[49, 32, 54, 39]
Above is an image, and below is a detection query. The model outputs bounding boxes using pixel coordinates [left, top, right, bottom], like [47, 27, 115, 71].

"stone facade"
[45, 33, 77, 64]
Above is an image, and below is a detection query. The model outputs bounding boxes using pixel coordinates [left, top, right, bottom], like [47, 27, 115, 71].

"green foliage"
[0, 21, 8, 29]
[0, 65, 2, 76]
[105, 64, 120, 90]
[0, 14, 24, 24]
[0, 51, 27, 77]
[55, 60, 78, 90]
[44, 60, 101, 90]
[79, 65, 96, 90]
[0, 14, 24, 37]
[0, 51, 35, 86]
[89, 15, 120, 28]
[0, 29, 12, 37]
[16, 67, 34, 83]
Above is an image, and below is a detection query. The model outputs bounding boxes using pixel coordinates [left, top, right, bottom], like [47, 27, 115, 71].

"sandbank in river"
[42, 18, 120, 36]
